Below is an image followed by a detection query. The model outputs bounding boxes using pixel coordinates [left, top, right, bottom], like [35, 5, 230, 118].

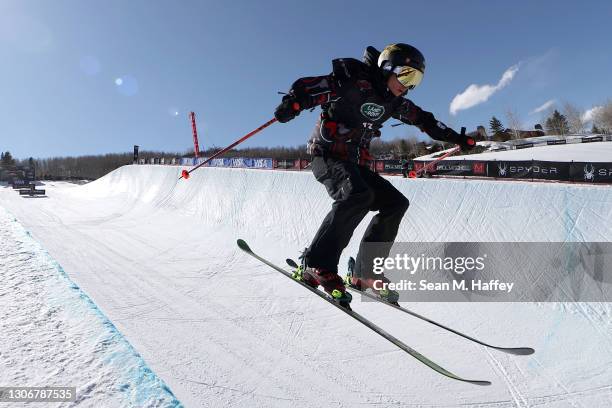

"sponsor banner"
[199, 157, 274, 169]
[432, 160, 473, 176]
[372, 160, 414, 174]
[515, 142, 534, 150]
[472, 162, 487, 176]
[606, 135, 612, 142]
[531, 161, 569, 180]
[490, 160, 568, 180]
[275, 159, 296, 169]
[490, 160, 532, 178]
[547, 139, 567, 145]
[581, 136, 604, 143]
[378, 160, 413, 174]
[570, 162, 612, 183]
[372, 159, 612, 183]
[232, 158, 273, 169]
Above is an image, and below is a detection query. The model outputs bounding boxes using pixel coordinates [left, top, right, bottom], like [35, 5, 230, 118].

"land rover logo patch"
[360, 103, 385, 120]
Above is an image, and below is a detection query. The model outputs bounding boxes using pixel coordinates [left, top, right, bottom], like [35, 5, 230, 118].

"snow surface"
[418, 141, 612, 162]
[0, 206, 181, 408]
[1, 166, 612, 407]
[456, 141, 612, 162]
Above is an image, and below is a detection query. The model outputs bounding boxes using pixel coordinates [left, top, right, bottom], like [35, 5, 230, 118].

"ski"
[238, 239, 491, 386]
[286, 258, 534, 356]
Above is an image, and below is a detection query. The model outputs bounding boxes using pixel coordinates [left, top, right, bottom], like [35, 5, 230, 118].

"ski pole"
[180, 117, 278, 180]
[408, 145, 460, 178]
[408, 127, 468, 178]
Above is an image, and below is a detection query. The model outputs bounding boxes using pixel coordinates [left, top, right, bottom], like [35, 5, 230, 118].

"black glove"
[447, 127, 476, 152]
[461, 135, 476, 151]
[274, 95, 302, 123]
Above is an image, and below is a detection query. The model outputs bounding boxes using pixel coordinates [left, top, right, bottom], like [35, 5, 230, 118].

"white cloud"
[582, 106, 602, 123]
[530, 100, 556, 115]
[450, 64, 520, 115]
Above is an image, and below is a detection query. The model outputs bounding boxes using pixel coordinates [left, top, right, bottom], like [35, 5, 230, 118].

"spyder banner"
[530, 161, 570, 180]
[486, 160, 569, 180]
[488, 160, 532, 179]
[570, 162, 612, 183]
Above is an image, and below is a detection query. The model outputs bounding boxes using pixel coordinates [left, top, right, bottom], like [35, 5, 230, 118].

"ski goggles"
[393, 66, 424, 89]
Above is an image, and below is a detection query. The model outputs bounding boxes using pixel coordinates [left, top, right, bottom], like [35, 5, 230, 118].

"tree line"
[488, 100, 612, 141]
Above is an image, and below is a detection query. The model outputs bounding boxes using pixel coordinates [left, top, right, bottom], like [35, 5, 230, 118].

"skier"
[274, 44, 475, 307]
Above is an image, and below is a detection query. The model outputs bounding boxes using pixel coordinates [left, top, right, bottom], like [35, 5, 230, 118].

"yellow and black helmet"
[377, 43, 426, 89]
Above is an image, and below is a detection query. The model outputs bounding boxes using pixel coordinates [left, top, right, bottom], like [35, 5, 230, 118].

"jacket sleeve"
[285, 58, 362, 109]
[286, 75, 339, 110]
[392, 98, 460, 143]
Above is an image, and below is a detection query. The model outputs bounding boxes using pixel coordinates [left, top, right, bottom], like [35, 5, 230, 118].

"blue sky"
[1, 0, 611, 159]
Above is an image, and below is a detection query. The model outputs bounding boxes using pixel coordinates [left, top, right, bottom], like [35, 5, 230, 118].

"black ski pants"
[305, 156, 409, 277]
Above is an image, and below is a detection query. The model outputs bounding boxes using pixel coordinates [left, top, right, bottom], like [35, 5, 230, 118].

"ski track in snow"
[1, 166, 612, 407]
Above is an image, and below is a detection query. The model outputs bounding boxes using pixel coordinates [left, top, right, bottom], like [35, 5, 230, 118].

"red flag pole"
[189, 112, 200, 159]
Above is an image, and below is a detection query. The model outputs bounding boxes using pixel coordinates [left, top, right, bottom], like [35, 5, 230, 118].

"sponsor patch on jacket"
[360, 103, 385, 120]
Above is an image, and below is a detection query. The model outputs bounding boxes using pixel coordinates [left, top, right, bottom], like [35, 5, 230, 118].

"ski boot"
[292, 264, 352, 309]
[345, 257, 400, 305]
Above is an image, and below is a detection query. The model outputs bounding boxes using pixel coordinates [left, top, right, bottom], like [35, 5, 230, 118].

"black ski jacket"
[285, 46, 461, 166]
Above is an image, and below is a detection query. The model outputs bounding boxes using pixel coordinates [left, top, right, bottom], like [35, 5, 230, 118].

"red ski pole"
[409, 127, 472, 178]
[408, 145, 460, 178]
[180, 117, 278, 180]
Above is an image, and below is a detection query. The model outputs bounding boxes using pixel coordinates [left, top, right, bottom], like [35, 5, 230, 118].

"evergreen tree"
[545, 110, 570, 135]
[1, 151, 15, 167]
[489, 116, 504, 136]
[591, 125, 601, 134]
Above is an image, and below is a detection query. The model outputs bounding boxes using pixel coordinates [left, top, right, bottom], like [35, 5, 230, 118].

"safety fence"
[379, 159, 612, 184]
[133, 135, 612, 184]
[132, 156, 612, 184]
